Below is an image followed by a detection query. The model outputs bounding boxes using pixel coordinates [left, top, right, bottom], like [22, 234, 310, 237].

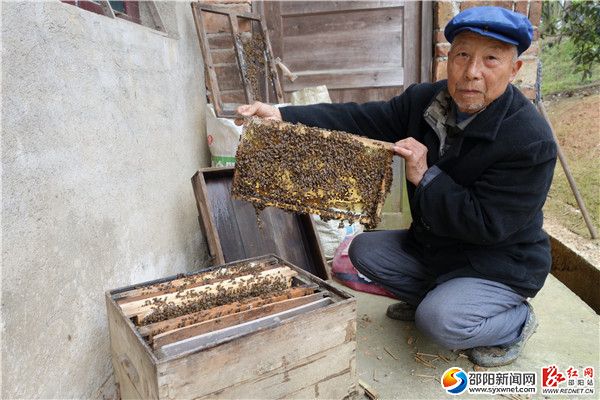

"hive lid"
[191, 167, 329, 280]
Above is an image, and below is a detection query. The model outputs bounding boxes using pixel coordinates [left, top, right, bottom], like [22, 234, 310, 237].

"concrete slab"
[329, 275, 599, 399]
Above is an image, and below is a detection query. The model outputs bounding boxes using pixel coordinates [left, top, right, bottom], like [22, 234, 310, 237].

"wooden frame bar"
[120, 267, 298, 320]
[137, 286, 316, 338]
[151, 292, 327, 349]
[190, 2, 283, 118]
[156, 297, 334, 358]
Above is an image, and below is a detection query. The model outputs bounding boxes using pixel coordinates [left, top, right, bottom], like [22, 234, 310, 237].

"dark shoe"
[469, 302, 538, 367]
[386, 301, 416, 321]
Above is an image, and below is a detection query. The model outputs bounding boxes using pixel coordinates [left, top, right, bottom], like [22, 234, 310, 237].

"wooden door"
[257, 0, 432, 229]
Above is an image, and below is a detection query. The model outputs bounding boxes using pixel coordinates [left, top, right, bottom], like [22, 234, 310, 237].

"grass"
[540, 37, 600, 95]
[543, 94, 600, 237]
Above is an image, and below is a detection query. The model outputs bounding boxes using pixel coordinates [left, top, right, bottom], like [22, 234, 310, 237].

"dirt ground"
[543, 84, 600, 265]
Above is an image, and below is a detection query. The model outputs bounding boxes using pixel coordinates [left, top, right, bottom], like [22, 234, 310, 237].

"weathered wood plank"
[191, 171, 225, 263]
[192, 3, 225, 116]
[106, 294, 159, 399]
[280, 0, 404, 16]
[283, 31, 402, 72]
[157, 298, 335, 358]
[156, 300, 356, 398]
[152, 292, 326, 349]
[328, 86, 403, 103]
[195, 169, 329, 279]
[284, 67, 404, 91]
[197, 341, 356, 399]
[282, 6, 403, 37]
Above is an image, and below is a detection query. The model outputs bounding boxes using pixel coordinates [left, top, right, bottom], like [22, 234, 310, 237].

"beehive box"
[106, 254, 357, 399]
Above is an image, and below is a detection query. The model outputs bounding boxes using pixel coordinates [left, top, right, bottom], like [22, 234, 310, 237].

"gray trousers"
[348, 230, 529, 350]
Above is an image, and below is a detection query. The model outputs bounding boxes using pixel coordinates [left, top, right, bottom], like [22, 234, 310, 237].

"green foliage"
[562, 1, 600, 81]
[541, 37, 600, 95]
[542, 0, 600, 82]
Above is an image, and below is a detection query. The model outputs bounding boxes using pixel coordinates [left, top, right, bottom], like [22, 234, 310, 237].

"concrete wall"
[2, 1, 210, 397]
[433, 0, 542, 100]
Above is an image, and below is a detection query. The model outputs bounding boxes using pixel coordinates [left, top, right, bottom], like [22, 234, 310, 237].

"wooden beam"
[152, 292, 326, 349]
[156, 297, 334, 358]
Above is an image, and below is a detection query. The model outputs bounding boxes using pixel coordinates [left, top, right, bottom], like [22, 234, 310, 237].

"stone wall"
[2, 1, 210, 397]
[433, 0, 542, 99]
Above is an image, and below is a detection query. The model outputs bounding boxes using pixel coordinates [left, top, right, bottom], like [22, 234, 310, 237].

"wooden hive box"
[107, 256, 357, 399]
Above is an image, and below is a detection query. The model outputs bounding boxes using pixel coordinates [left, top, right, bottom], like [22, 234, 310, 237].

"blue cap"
[444, 6, 533, 55]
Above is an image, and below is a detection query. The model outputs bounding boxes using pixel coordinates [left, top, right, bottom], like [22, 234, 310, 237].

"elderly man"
[236, 6, 557, 367]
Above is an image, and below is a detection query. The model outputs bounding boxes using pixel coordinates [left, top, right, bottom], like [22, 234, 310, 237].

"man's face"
[447, 32, 523, 113]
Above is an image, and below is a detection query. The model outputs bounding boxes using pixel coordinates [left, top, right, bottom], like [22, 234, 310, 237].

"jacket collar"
[428, 81, 514, 141]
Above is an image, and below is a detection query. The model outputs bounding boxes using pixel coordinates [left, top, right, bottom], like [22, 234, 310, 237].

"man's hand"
[234, 101, 282, 125]
[393, 138, 429, 186]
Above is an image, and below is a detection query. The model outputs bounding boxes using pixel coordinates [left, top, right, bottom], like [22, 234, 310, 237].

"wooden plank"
[158, 297, 336, 358]
[214, 64, 244, 91]
[152, 293, 327, 349]
[260, 18, 284, 103]
[195, 168, 329, 280]
[207, 32, 236, 49]
[106, 294, 159, 399]
[328, 86, 403, 103]
[191, 171, 225, 264]
[359, 379, 379, 400]
[220, 89, 247, 104]
[138, 286, 317, 338]
[210, 48, 237, 64]
[403, 0, 420, 87]
[282, 7, 403, 37]
[206, 175, 247, 263]
[156, 299, 356, 397]
[202, 6, 251, 33]
[196, 2, 261, 21]
[114, 260, 281, 304]
[282, 30, 402, 72]
[197, 341, 356, 399]
[280, 0, 404, 16]
[297, 214, 330, 280]
[191, 3, 226, 117]
[120, 267, 298, 319]
[420, 1, 433, 83]
[229, 14, 253, 103]
[284, 67, 404, 91]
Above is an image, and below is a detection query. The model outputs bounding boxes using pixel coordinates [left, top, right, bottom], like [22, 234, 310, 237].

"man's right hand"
[234, 101, 282, 126]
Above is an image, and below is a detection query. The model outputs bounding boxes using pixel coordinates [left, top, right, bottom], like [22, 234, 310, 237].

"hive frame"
[191, 3, 284, 118]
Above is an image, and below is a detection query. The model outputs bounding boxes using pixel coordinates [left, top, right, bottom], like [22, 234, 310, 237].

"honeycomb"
[232, 118, 394, 229]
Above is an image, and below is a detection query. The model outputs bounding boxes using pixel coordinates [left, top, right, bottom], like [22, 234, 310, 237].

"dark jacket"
[280, 81, 557, 297]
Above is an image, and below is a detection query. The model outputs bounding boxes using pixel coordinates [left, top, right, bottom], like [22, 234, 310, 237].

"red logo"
[542, 365, 566, 387]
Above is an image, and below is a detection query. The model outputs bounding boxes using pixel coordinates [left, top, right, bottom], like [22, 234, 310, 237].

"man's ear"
[509, 59, 523, 82]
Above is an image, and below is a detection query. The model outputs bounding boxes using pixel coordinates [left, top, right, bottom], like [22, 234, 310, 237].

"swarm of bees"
[238, 31, 272, 101]
[141, 273, 289, 325]
[232, 118, 394, 229]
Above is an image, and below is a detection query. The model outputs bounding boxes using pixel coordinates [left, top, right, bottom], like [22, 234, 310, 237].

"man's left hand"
[393, 138, 429, 186]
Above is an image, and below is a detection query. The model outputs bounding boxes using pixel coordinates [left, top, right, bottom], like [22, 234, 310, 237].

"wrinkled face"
[447, 32, 522, 113]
